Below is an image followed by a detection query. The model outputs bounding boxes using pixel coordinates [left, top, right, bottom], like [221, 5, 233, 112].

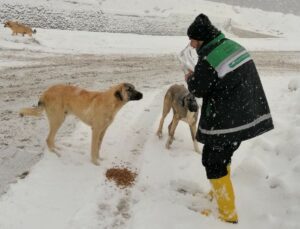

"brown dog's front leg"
[157, 116, 165, 139]
[96, 126, 109, 161]
[157, 95, 172, 139]
[91, 128, 101, 166]
[166, 117, 179, 149]
[190, 123, 200, 153]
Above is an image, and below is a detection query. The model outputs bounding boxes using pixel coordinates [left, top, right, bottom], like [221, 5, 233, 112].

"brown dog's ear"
[114, 90, 123, 101]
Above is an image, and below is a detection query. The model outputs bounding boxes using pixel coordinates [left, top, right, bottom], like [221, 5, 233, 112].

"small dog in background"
[157, 84, 200, 153]
[4, 21, 37, 36]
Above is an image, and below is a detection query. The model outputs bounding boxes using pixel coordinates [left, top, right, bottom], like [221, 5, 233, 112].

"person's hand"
[184, 70, 194, 81]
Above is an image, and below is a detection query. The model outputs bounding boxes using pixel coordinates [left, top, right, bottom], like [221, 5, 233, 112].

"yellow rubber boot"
[206, 165, 231, 201]
[210, 173, 238, 224]
[227, 164, 231, 175]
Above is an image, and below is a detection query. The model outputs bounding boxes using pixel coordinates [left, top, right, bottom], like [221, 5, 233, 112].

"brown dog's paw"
[194, 141, 201, 154]
[48, 146, 61, 157]
[156, 131, 163, 139]
[165, 142, 171, 149]
[52, 149, 61, 157]
[92, 159, 100, 166]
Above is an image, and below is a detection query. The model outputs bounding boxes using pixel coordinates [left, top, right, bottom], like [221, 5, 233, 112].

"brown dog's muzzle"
[130, 90, 143, 101]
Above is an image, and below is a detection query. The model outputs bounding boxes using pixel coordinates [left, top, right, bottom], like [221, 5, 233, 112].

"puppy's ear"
[114, 90, 123, 101]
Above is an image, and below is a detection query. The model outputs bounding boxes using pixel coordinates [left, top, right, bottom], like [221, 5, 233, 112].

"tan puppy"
[157, 84, 200, 153]
[20, 83, 143, 165]
[4, 21, 36, 36]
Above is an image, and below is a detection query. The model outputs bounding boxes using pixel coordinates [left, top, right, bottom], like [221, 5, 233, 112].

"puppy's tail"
[33, 29, 37, 34]
[19, 100, 44, 117]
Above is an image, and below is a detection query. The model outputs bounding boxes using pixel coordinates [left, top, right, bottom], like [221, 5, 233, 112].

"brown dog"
[156, 84, 200, 153]
[4, 21, 36, 36]
[19, 83, 143, 165]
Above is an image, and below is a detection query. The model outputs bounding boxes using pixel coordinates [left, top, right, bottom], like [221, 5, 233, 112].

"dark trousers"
[202, 141, 241, 179]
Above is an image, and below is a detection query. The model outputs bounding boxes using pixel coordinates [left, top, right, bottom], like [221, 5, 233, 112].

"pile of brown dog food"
[106, 167, 137, 188]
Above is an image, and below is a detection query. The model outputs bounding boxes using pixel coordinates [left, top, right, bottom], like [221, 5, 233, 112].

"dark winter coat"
[187, 33, 274, 144]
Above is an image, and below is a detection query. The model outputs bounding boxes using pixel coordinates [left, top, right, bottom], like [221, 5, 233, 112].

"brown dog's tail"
[19, 100, 44, 117]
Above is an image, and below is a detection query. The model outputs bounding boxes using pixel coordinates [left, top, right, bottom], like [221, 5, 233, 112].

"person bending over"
[185, 13, 274, 224]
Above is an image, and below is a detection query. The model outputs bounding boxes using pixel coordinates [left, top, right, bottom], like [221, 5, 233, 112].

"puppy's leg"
[91, 127, 102, 166]
[46, 111, 65, 156]
[167, 115, 176, 141]
[166, 116, 179, 149]
[190, 123, 200, 153]
[157, 93, 172, 138]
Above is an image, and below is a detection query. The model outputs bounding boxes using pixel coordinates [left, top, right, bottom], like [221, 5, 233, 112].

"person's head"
[187, 14, 221, 48]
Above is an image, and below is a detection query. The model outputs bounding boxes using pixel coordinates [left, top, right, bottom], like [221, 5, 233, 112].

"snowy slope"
[1, 27, 300, 55]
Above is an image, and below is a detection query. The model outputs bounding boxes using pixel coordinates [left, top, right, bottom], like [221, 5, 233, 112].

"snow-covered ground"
[0, 0, 300, 228]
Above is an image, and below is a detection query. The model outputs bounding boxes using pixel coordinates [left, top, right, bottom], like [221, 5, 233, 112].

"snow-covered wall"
[0, 3, 268, 37]
[1, 0, 299, 37]
[0, 3, 196, 35]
